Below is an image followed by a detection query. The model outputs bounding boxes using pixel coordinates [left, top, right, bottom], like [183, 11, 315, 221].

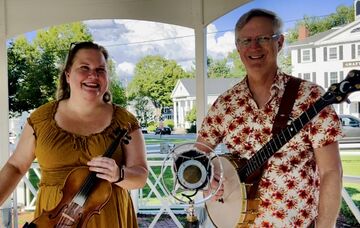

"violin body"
[23, 128, 129, 228]
[24, 167, 112, 228]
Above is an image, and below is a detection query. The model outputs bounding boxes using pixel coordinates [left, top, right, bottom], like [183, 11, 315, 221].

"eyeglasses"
[236, 34, 280, 48]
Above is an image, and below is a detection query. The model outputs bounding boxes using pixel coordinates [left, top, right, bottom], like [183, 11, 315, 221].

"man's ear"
[277, 34, 284, 52]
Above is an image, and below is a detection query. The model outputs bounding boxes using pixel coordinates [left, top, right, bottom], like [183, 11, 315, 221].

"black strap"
[272, 77, 302, 135]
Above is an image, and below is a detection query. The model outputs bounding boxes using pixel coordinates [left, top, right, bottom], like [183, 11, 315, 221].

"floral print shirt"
[198, 72, 342, 227]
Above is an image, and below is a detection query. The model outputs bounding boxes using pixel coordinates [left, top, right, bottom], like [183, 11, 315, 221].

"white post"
[192, 0, 207, 131]
[0, 1, 11, 227]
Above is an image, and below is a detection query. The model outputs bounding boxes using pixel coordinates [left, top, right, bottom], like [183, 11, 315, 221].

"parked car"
[339, 114, 360, 137]
[155, 126, 171, 135]
[141, 126, 148, 134]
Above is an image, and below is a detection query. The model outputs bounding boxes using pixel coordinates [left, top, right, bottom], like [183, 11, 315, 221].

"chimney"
[298, 24, 309, 41]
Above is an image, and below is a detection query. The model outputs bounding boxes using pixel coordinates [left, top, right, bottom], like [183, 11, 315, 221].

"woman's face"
[66, 48, 109, 102]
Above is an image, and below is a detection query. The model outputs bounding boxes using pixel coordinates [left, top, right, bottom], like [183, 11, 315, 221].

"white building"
[171, 78, 240, 130]
[288, 1, 360, 117]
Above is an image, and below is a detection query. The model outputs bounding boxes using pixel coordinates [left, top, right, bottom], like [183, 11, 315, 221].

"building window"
[329, 72, 338, 85]
[302, 49, 311, 62]
[358, 44, 360, 57]
[328, 47, 337, 60]
[303, 73, 311, 81]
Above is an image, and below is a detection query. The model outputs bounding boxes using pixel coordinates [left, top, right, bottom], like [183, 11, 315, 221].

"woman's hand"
[87, 157, 120, 183]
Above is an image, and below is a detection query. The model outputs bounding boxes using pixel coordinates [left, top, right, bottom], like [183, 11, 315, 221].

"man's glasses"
[236, 34, 280, 48]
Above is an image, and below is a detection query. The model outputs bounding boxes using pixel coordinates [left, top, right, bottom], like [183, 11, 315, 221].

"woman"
[0, 41, 148, 227]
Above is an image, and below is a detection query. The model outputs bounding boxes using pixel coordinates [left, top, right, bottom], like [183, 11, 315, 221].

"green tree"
[287, 5, 354, 43]
[8, 37, 38, 116]
[127, 55, 190, 118]
[8, 22, 93, 116]
[185, 106, 196, 123]
[133, 96, 152, 126]
[107, 60, 127, 107]
[278, 51, 292, 74]
[207, 57, 231, 78]
[227, 49, 246, 78]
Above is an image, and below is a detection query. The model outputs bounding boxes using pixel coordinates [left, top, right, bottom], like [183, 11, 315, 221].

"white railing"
[3, 150, 360, 228]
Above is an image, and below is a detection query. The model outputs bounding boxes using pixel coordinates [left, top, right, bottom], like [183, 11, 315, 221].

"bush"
[163, 119, 174, 130]
[186, 125, 196, 133]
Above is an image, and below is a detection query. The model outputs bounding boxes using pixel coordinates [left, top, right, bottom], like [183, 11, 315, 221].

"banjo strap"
[241, 77, 303, 226]
[272, 76, 302, 135]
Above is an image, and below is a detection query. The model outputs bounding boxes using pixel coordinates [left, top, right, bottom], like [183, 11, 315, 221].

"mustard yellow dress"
[28, 101, 139, 227]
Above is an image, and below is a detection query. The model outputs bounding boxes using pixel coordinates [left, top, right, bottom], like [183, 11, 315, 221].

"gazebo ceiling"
[5, 0, 250, 38]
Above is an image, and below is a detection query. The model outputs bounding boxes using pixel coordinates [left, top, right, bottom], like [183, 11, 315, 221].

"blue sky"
[19, 0, 355, 83]
[213, 0, 354, 33]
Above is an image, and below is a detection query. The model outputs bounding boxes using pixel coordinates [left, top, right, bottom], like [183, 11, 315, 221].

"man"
[196, 9, 343, 227]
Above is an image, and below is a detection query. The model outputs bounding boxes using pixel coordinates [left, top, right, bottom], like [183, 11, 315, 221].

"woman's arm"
[0, 122, 36, 206]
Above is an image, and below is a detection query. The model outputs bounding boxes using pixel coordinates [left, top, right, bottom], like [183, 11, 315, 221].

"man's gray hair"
[235, 8, 283, 34]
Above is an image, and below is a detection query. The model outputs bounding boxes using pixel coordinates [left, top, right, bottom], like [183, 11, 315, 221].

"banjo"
[206, 69, 360, 227]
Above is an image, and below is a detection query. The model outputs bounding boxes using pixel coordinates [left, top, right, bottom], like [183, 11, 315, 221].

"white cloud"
[84, 19, 236, 77]
[117, 61, 135, 77]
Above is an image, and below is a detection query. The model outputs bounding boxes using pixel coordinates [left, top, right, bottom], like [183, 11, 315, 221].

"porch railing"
[2, 151, 360, 228]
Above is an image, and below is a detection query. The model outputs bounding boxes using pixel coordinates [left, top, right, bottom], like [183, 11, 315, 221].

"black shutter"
[312, 48, 316, 62]
[324, 72, 328, 88]
[298, 49, 301, 63]
[352, 44, 356, 59]
[323, 47, 327, 61]
[298, 73, 302, 79]
[339, 45, 343, 60]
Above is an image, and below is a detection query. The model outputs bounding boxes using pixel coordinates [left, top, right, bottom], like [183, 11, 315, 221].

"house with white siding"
[288, 0, 360, 117]
[171, 78, 240, 130]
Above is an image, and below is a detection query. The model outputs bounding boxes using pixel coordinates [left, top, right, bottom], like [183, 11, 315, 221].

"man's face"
[235, 16, 284, 75]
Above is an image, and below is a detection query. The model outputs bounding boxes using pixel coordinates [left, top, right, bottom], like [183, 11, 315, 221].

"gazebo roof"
[0, 0, 250, 166]
[4, 0, 250, 38]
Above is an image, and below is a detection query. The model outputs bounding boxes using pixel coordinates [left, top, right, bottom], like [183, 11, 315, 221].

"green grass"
[340, 155, 360, 226]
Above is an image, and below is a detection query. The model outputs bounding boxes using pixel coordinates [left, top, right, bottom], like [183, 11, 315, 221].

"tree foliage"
[207, 57, 231, 78]
[128, 55, 190, 110]
[8, 22, 127, 116]
[287, 5, 354, 43]
[185, 106, 196, 123]
[227, 50, 246, 78]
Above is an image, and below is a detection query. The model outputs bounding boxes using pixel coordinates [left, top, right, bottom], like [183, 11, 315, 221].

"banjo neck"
[239, 99, 327, 182]
[238, 69, 360, 182]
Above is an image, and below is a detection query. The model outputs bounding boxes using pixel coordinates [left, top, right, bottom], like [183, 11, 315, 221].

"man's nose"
[249, 38, 261, 48]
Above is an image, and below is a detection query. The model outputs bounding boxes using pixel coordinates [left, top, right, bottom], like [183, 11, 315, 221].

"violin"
[23, 128, 130, 228]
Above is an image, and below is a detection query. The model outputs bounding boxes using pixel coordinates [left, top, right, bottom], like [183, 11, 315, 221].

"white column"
[173, 101, 178, 129]
[192, 0, 207, 132]
[0, 0, 12, 218]
[0, 0, 9, 167]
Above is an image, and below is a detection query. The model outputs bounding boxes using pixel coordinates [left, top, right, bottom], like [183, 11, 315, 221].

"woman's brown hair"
[56, 41, 112, 103]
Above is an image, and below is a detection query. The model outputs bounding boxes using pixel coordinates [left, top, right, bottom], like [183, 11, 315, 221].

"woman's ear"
[65, 72, 70, 83]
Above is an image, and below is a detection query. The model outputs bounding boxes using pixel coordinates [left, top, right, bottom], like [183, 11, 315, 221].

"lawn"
[341, 154, 360, 226]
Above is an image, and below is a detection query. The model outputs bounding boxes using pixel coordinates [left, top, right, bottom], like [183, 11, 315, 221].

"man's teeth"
[249, 55, 263, 59]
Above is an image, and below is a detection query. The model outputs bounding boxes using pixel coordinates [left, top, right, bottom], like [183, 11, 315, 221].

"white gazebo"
[0, 0, 250, 201]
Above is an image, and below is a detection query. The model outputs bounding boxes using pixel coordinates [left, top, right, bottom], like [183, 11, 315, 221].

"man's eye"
[257, 36, 271, 43]
[240, 39, 251, 45]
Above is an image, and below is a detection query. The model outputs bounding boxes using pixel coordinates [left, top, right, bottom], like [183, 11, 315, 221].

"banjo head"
[205, 155, 247, 227]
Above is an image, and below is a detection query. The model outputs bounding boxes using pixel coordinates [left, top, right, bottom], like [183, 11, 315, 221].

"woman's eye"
[80, 66, 90, 71]
[96, 68, 107, 74]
